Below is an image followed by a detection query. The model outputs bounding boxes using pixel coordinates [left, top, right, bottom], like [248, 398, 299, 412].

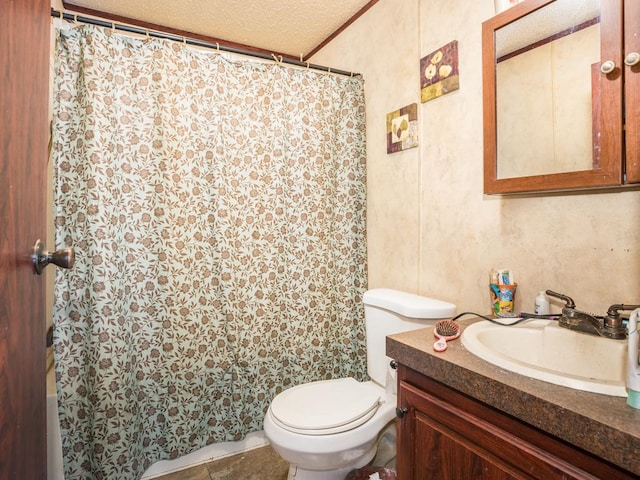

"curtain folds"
[52, 25, 367, 479]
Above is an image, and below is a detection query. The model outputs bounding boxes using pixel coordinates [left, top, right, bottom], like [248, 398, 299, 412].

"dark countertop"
[386, 317, 640, 476]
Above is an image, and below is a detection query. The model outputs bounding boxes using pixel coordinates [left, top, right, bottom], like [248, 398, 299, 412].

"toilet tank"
[363, 289, 456, 387]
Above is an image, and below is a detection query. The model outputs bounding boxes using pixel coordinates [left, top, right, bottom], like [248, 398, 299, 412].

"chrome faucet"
[545, 290, 640, 340]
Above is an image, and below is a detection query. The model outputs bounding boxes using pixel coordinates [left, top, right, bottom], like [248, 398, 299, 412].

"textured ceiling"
[64, 0, 374, 58]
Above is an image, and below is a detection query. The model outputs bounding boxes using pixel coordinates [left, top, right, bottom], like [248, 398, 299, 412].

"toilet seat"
[269, 378, 382, 435]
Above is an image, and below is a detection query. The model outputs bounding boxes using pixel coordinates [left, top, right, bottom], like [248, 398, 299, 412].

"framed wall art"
[420, 40, 459, 103]
[386, 103, 418, 154]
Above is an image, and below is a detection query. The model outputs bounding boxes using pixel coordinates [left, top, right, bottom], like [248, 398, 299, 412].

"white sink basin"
[461, 319, 627, 397]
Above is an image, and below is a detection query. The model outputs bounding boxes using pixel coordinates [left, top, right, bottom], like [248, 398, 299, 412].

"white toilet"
[264, 288, 456, 479]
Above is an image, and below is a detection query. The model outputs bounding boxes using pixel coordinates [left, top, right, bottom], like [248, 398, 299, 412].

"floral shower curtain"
[51, 25, 367, 479]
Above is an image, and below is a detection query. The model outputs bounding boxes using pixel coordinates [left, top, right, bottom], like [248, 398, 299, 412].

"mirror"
[483, 0, 623, 194]
[496, 0, 600, 178]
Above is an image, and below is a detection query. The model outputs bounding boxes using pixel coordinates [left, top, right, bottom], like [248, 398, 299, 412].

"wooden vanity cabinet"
[396, 364, 635, 480]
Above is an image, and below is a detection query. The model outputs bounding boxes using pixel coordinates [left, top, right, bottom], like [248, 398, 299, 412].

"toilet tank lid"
[363, 288, 456, 319]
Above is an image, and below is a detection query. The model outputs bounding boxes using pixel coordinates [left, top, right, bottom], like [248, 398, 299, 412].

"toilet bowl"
[264, 378, 395, 479]
[264, 289, 456, 480]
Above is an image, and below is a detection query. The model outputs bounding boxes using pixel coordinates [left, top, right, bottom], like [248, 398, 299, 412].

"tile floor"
[154, 445, 289, 480]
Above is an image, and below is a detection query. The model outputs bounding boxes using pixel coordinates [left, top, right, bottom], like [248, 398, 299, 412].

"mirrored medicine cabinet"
[482, 0, 640, 194]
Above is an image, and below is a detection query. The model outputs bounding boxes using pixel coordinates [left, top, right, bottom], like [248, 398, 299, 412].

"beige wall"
[311, 0, 640, 315]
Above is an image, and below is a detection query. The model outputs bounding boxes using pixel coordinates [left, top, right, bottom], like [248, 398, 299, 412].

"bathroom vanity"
[387, 318, 640, 479]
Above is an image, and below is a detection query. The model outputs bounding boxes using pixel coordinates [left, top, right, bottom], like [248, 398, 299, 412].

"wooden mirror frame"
[482, 0, 623, 194]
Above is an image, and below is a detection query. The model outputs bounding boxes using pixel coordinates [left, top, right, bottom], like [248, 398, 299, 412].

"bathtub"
[47, 366, 65, 480]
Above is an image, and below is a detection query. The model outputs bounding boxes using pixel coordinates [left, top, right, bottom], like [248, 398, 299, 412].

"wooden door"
[0, 0, 50, 478]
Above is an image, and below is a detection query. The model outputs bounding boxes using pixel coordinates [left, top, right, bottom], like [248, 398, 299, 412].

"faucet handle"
[606, 304, 640, 317]
[545, 290, 576, 309]
[605, 304, 640, 328]
[603, 304, 640, 339]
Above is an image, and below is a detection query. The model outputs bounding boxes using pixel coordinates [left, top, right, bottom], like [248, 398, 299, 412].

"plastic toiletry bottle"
[534, 291, 550, 315]
[627, 309, 640, 409]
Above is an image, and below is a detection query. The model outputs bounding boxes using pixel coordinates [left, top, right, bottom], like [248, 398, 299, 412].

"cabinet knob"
[396, 407, 409, 418]
[600, 60, 616, 74]
[625, 52, 640, 67]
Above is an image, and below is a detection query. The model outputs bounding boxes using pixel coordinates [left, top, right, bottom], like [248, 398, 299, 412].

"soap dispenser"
[627, 309, 640, 409]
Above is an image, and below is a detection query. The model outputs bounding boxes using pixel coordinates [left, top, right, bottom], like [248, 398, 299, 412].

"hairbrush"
[433, 319, 460, 352]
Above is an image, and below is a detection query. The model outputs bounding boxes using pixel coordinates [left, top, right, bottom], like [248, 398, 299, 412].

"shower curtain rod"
[50, 9, 359, 78]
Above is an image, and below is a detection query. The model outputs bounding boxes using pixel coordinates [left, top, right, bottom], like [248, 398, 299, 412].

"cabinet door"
[398, 379, 604, 480]
[412, 408, 526, 479]
[625, 0, 640, 183]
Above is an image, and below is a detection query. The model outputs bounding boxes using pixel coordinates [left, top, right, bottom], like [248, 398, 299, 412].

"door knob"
[32, 239, 75, 275]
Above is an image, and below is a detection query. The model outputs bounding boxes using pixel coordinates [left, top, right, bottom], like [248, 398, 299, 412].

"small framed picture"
[420, 40, 459, 103]
[386, 103, 418, 154]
